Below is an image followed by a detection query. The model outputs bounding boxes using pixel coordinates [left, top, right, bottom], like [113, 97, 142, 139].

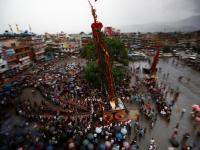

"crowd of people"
[128, 59, 200, 149]
[1, 56, 200, 150]
[0, 57, 139, 150]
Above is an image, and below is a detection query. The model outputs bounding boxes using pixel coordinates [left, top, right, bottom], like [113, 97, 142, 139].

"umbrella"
[98, 143, 106, 150]
[87, 143, 94, 150]
[195, 117, 200, 122]
[95, 127, 102, 133]
[115, 132, 123, 141]
[105, 141, 111, 148]
[169, 138, 179, 147]
[3, 84, 12, 91]
[87, 133, 94, 140]
[121, 127, 127, 135]
[127, 119, 132, 124]
[68, 142, 75, 149]
[46, 144, 54, 150]
[83, 139, 89, 146]
[49, 126, 55, 132]
[17, 147, 23, 150]
[195, 106, 200, 112]
[192, 104, 199, 109]
[123, 141, 130, 149]
[115, 125, 121, 131]
[112, 146, 119, 150]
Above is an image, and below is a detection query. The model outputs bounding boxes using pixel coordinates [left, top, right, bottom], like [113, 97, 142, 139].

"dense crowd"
[0, 58, 136, 150]
[0, 57, 200, 150]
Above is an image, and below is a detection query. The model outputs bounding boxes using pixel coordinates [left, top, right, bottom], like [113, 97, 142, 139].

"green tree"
[112, 66, 126, 88]
[104, 37, 128, 65]
[80, 41, 97, 60]
[82, 36, 128, 87]
[84, 61, 126, 88]
[81, 36, 128, 65]
[84, 61, 101, 87]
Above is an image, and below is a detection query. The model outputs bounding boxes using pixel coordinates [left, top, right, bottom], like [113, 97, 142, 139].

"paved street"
[129, 58, 200, 149]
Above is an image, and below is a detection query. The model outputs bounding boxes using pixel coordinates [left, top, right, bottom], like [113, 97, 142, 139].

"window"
[1, 65, 5, 69]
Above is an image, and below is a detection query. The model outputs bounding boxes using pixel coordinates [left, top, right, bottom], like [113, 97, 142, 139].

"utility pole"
[8, 24, 13, 33]
[15, 24, 20, 33]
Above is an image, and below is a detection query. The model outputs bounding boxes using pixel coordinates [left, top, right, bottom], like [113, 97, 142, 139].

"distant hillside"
[120, 15, 200, 32]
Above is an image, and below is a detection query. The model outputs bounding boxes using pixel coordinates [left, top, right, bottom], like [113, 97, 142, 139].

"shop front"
[18, 56, 32, 70]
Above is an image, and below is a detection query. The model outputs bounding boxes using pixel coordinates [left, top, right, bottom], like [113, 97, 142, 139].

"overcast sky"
[0, 0, 200, 34]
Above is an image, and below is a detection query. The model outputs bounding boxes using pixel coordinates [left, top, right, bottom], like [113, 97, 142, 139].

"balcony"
[15, 50, 31, 56]
[7, 57, 16, 62]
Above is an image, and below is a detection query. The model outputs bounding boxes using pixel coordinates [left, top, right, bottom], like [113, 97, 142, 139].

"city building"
[104, 27, 120, 37]
[14, 44, 32, 70]
[0, 37, 19, 74]
[104, 27, 113, 36]
[0, 35, 33, 72]
[31, 35, 46, 61]
[80, 32, 92, 48]
[0, 45, 9, 74]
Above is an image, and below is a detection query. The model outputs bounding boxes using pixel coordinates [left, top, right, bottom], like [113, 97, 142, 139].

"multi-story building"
[0, 35, 33, 71]
[18, 34, 47, 62]
[104, 27, 113, 36]
[141, 33, 158, 47]
[68, 34, 81, 49]
[80, 33, 92, 48]
[104, 27, 121, 37]
[4, 47, 17, 72]
[67, 33, 92, 51]
[0, 37, 19, 74]
[120, 32, 138, 50]
[0, 44, 8, 83]
[157, 32, 178, 47]
[0, 44, 9, 74]
[31, 35, 46, 61]
[14, 44, 32, 70]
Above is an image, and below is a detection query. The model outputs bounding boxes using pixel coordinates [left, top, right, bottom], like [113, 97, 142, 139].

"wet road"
[129, 58, 200, 149]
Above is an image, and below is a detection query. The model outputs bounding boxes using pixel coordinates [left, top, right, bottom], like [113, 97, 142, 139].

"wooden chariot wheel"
[103, 112, 113, 123]
[114, 110, 127, 122]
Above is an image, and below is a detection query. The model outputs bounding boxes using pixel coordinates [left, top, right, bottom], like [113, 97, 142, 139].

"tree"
[80, 41, 97, 61]
[81, 36, 128, 87]
[84, 61, 101, 87]
[104, 37, 128, 65]
[112, 66, 126, 88]
[84, 61, 126, 88]
[81, 36, 128, 65]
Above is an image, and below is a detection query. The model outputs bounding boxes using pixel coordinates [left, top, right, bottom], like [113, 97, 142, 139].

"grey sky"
[0, 0, 200, 34]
